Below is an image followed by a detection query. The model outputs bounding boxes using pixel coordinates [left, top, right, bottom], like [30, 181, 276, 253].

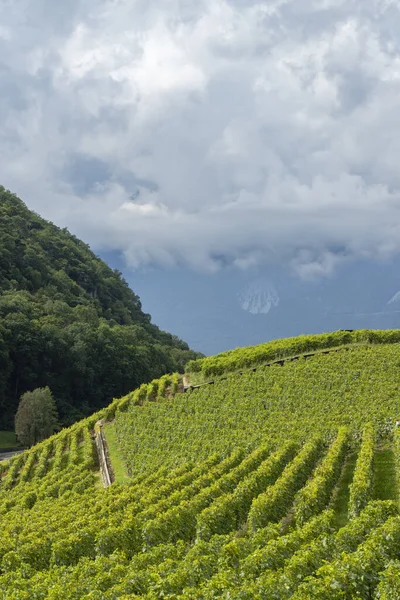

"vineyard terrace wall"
[185, 329, 400, 382]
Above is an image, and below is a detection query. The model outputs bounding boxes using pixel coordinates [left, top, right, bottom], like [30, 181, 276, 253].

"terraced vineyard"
[1, 333, 400, 598]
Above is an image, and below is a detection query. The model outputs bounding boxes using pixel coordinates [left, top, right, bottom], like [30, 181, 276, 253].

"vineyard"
[1, 334, 400, 598]
[185, 328, 400, 382]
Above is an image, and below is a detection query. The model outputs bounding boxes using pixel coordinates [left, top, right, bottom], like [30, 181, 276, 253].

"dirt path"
[95, 421, 112, 487]
[330, 452, 358, 529]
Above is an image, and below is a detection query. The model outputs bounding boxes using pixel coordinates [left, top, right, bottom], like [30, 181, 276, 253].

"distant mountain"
[238, 279, 279, 315]
[125, 260, 400, 355]
[0, 187, 200, 428]
[386, 291, 400, 310]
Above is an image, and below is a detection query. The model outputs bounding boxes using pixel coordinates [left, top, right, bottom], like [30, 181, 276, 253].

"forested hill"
[0, 187, 201, 428]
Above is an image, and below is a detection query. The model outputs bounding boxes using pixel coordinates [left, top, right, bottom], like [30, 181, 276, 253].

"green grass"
[103, 422, 131, 484]
[0, 431, 18, 449]
[372, 447, 398, 502]
[331, 453, 358, 529]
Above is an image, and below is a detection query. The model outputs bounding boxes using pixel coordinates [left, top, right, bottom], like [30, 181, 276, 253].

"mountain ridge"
[0, 187, 200, 428]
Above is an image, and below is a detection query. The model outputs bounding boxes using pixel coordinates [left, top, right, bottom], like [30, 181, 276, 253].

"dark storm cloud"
[1, 0, 400, 277]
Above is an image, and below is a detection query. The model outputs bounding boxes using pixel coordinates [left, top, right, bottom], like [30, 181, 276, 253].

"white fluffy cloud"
[2, 0, 400, 276]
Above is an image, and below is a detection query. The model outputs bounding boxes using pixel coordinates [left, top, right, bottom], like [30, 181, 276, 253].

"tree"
[0, 187, 201, 429]
[15, 387, 59, 447]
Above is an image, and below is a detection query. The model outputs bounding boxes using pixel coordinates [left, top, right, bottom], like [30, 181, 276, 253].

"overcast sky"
[2, 0, 400, 278]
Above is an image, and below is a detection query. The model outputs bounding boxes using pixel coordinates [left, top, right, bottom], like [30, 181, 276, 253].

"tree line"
[0, 187, 201, 429]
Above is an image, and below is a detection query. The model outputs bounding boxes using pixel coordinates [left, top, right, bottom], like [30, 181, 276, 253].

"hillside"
[1, 331, 400, 598]
[0, 187, 200, 428]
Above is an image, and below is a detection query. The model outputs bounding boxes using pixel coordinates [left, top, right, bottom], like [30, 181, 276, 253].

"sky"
[2, 0, 400, 280]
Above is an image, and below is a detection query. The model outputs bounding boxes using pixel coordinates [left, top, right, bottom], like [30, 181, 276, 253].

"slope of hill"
[185, 327, 400, 382]
[0, 187, 200, 428]
[1, 331, 400, 598]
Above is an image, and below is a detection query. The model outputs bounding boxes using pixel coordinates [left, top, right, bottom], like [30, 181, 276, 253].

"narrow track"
[95, 421, 113, 487]
[0, 449, 24, 462]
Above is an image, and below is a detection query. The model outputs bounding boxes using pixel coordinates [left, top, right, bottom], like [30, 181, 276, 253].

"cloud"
[1, 0, 400, 277]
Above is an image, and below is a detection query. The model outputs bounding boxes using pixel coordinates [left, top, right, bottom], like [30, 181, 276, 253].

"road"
[0, 450, 23, 462]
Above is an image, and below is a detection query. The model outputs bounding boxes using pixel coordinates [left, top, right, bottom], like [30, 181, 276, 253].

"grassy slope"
[103, 421, 131, 484]
[0, 430, 18, 449]
[331, 453, 358, 529]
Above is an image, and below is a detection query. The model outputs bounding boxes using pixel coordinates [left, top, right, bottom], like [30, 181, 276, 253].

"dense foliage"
[1, 339, 400, 597]
[0, 187, 199, 427]
[112, 345, 400, 474]
[15, 387, 59, 447]
[186, 328, 400, 381]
